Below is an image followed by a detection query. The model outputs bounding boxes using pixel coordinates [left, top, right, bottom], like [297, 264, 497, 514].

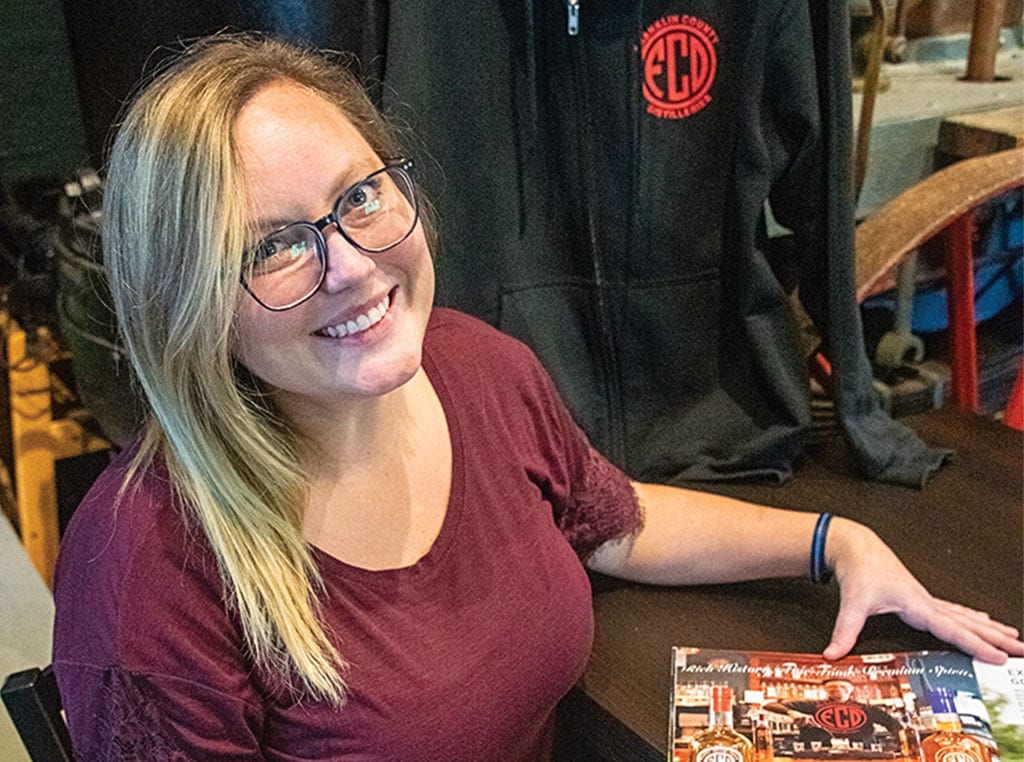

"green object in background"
[983, 694, 1024, 762]
[0, 0, 88, 181]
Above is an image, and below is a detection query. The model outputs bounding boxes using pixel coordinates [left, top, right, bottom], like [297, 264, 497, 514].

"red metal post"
[1004, 362, 1024, 430]
[943, 214, 979, 412]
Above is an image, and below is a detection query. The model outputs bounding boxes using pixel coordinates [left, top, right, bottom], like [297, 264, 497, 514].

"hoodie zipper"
[565, 0, 580, 35]
[565, 3, 628, 469]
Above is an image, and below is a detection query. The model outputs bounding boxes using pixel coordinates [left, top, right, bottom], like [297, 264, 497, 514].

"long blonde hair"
[104, 34, 409, 704]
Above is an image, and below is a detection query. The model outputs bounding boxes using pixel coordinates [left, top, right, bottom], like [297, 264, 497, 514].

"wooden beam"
[855, 147, 1024, 301]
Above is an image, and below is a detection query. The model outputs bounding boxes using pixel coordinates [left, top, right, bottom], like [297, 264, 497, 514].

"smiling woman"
[50, 33, 1023, 762]
[95, 35, 417, 705]
[52, 35, 630, 759]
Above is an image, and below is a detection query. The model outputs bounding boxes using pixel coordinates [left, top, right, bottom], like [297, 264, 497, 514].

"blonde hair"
[104, 34, 409, 704]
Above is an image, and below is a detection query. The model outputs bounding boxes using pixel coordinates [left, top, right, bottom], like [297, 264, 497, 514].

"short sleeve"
[514, 343, 644, 560]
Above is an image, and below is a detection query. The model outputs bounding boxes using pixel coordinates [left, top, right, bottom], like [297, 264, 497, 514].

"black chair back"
[2, 666, 75, 761]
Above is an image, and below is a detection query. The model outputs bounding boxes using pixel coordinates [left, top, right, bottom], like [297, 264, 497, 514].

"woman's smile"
[313, 288, 394, 339]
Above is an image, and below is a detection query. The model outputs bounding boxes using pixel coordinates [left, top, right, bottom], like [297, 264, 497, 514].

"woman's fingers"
[926, 599, 1024, 660]
[934, 599, 1021, 639]
[912, 602, 1008, 665]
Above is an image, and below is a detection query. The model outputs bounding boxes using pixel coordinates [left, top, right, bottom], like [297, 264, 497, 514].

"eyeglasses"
[240, 160, 418, 311]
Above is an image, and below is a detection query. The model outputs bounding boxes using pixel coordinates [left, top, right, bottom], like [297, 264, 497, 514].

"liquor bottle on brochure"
[899, 713, 924, 762]
[919, 688, 991, 762]
[689, 686, 755, 762]
[752, 711, 774, 762]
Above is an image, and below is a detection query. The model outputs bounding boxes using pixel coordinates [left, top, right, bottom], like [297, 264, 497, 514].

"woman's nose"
[319, 227, 375, 292]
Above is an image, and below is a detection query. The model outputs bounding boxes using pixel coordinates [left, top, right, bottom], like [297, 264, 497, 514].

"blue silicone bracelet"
[810, 513, 833, 585]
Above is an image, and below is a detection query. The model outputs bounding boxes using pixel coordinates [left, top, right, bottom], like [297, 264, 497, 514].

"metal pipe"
[854, 0, 889, 203]
[885, 0, 910, 62]
[965, 0, 1007, 82]
[944, 214, 979, 412]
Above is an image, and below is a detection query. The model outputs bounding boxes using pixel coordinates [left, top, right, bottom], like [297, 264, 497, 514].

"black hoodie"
[383, 0, 948, 487]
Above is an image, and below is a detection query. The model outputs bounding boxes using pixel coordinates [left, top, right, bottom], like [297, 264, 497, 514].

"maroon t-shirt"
[53, 309, 643, 760]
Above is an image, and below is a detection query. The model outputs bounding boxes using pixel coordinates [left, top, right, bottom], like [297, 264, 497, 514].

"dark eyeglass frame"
[240, 159, 418, 312]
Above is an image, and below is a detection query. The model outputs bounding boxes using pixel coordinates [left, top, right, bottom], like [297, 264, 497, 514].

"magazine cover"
[669, 647, 1002, 762]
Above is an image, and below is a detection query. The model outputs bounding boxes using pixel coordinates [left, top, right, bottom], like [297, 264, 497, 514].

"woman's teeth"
[320, 294, 390, 338]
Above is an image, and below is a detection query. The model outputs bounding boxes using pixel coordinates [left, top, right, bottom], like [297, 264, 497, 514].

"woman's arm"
[585, 482, 1024, 664]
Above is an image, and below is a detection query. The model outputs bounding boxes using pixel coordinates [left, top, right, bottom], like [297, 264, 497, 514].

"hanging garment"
[384, 0, 948, 486]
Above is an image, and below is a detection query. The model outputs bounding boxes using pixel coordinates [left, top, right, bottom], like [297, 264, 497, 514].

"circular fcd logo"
[641, 15, 719, 119]
[936, 750, 984, 762]
[696, 747, 744, 762]
[814, 704, 868, 734]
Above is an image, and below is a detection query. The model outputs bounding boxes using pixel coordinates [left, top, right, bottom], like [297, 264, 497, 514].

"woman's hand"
[592, 485, 1023, 664]
[823, 518, 1024, 664]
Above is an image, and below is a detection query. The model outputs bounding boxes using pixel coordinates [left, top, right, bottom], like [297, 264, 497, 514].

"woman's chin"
[343, 351, 424, 399]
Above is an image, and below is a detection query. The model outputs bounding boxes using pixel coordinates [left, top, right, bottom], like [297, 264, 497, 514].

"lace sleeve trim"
[93, 667, 192, 761]
[557, 446, 644, 561]
[57, 663, 262, 760]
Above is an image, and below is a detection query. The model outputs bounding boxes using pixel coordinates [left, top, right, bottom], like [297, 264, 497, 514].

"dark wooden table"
[555, 409, 1023, 760]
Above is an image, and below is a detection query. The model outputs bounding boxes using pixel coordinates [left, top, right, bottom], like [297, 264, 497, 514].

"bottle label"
[935, 749, 983, 762]
[697, 747, 745, 762]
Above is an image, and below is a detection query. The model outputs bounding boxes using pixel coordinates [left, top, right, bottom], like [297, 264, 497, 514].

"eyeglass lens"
[243, 165, 417, 310]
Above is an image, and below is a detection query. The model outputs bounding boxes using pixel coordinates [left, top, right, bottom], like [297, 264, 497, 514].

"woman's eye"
[349, 187, 367, 205]
[244, 240, 277, 266]
[340, 179, 383, 217]
[255, 241, 279, 261]
[247, 236, 309, 275]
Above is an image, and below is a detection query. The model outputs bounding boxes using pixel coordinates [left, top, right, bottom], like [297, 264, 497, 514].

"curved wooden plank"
[855, 147, 1024, 300]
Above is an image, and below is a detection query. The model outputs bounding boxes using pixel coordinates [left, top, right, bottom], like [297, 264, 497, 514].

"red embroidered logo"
[814, 703, 869, 734]
[641, 15, 719, 119]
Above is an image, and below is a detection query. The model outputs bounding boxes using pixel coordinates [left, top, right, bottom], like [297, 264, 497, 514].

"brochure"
[668, 647, 1017, 762]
